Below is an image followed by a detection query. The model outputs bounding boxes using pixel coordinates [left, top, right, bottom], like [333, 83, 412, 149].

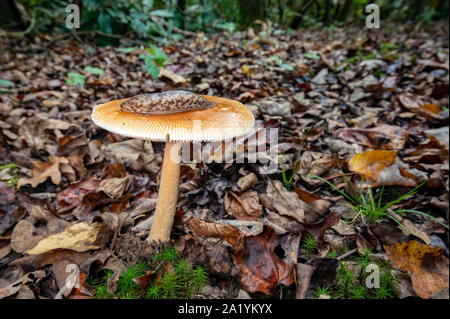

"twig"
[151, 17, 197, 37]
[0, 13, 36, 38]
[336, 248, 358, 261]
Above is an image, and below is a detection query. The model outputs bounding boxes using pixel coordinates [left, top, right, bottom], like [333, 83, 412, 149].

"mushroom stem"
[148, 141, 182, 242]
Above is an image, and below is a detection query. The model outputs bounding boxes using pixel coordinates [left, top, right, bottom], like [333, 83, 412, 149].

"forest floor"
[0, 22, 449, 299]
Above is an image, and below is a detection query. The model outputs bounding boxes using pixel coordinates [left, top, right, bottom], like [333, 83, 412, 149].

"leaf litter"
[0, 23, 449, 299]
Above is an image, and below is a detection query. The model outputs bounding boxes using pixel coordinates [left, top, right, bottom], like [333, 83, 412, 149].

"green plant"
[0, 163, 20, 187]
[334, 262, 355, 298]
[327, 250, 338, 259]
[191, 265, 209, 295]
[87, 270, 114, 299]
[89, 247, 209, 299]
[281, 129, 309, 190]
[146, 284, 162, 299]
[348, 284, 367, 299]
[308, 174, 448, 230]
[84, 66, 104, 75]
[139, 46, 171, 79]
[116, 261, 149, 297]
[302, 234, 318, 259]
[331, 251, 397, 299]
[66, 72, 86, 85]
[153, 246, 179, 264]
[313, 285, 331, 298]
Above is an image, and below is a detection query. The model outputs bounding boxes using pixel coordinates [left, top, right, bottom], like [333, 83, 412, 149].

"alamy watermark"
[365, 4, 380, 28]
[65, 4, 80, 29]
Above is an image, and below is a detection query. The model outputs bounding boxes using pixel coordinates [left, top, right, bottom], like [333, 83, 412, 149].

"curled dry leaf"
[385, 241, 449, 299]
[97, 176, 133, 199]
[294, 187, 331, 217]
[349, 150, 418, 187]
[336, 125, 409, 150]
[188, 217, 243, 247]
[398, 94, 448, 122]
[159, 67, 187, 83]
[236, 172, 259, 192]
[57, 178, 101, 213]
[133, 270, 155, 291]
[295, 263, 314, 299]
[25, 221, 103, 255]
[301, 211, 342, 244]
[260, 180, 306, 223]
[17, 156, 69, 188]
[232, 227, 295, 294]
[0, 270, 46, 299]
[225, 190, 262, 221]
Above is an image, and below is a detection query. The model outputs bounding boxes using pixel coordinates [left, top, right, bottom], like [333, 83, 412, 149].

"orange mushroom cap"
[91, 95, 255, 142]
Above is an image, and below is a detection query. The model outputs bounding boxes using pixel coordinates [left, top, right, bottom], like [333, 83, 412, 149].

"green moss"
[302, 234, 318, 259]
[89, 247, 209, 299]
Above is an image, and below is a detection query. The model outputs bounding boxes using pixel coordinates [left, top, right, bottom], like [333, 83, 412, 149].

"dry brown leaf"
[232, 227, 295, 294]
[0, 270, 46, 299]
[17, 156, 69, 188]
[398, 94, 448, 121]
[158, 68, 187, 83]
[260, 180, 307, 223]
[225, 190, 262, 221]
[349, 150, 417, 187]
[188, 218, 243, 247]
[26, 221, 103, 254]
[385, 241, 449, 299]
[294, 187, 331, 217]
[236, 172, 259, 191]
[336, 125, 408, 150]
[97, 176, 133, 199]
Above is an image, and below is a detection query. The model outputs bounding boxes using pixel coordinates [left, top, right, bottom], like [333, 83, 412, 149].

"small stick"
[336, 248, 358, 261]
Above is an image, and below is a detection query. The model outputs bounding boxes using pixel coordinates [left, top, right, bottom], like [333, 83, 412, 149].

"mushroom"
[91, 92, 255, 242]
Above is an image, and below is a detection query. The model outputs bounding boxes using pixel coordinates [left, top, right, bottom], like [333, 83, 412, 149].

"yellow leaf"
[349, 150, 417, 187]
[385, 241, 449, 299]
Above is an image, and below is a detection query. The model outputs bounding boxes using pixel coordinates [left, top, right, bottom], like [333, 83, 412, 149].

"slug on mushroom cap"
[120, 90, 216, 115]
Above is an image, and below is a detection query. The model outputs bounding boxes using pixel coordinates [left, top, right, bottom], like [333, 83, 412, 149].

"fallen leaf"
[25, 221, 103, 254]
[416, 59, 449, 71]
[0, 270, 46, 299]
[225, 190, 262, 221]
[398, 94, 448, 121]
[260, 180, 307, 223]
[0, 182, 15, 205]
[385, 241, 449, 299]
[56, 178, 101, 213]
[188, 218, 243, 247]
[158, 68, 186, 83]
[97, 176, 133, 199]
[336, 125, 408, 149]
[232, 227, 295, 294]
[17, 156, 69, 188]
[349, 150, 418, 187]
[301, 211, 342, 243]
[295, 263, 314, 299]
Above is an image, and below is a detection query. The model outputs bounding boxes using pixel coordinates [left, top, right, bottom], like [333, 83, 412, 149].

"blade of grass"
[395, 209, 449, 229]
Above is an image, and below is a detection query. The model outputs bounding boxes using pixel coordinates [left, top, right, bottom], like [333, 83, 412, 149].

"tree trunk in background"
[409, 0, 426, 20]
[338, 0, 353, 22]
[239, 0, 265, 27]
[322, 0, 331, 25]
[0, 0, 25, 31]
[290, 0, 315, 29]
[278, 0, 285, 24]
[177, 0, 186, 29]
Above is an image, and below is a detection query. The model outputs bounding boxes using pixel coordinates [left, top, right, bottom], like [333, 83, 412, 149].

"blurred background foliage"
[1, 0, 449, 44]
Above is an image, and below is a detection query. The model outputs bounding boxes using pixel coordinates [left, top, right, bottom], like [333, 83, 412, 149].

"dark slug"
[120, 90, 216, 115]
